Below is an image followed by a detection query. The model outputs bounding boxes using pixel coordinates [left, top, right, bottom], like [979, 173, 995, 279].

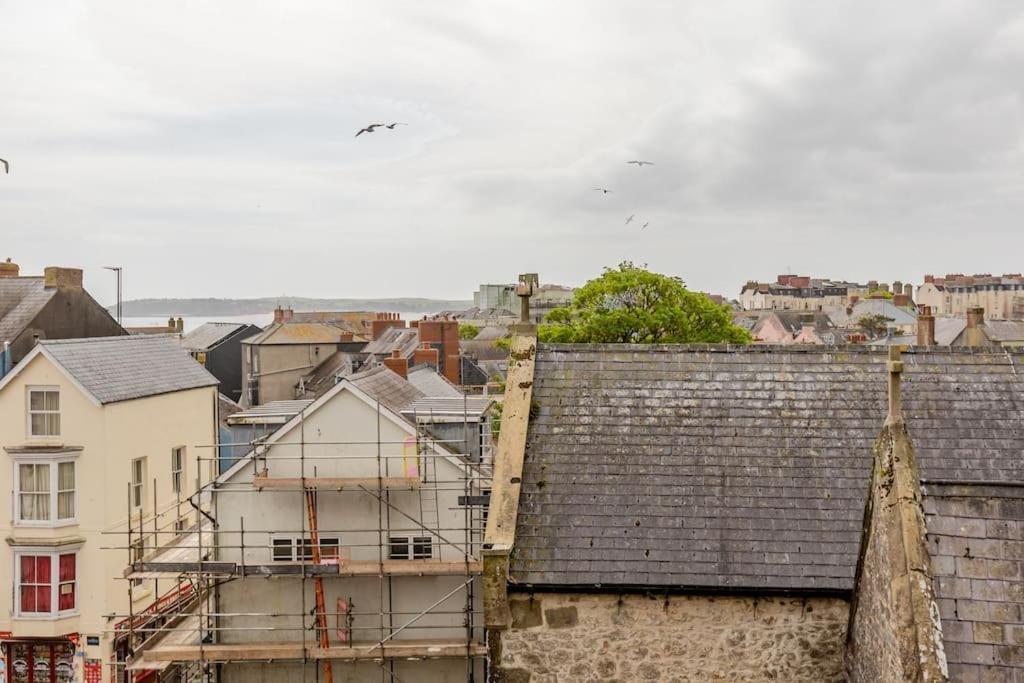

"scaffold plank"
[139, 639, 488, 663]
[252, 475, 423, 490]
[128, 559, 482, 578]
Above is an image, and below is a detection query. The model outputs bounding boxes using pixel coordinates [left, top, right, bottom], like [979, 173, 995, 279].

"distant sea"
[121, 312, 431, 334]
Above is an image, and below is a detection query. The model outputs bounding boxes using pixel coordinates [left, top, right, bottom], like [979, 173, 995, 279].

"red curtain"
[19, 555, 51, 613]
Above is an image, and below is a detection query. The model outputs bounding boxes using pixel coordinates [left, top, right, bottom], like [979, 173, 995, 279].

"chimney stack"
[383, 349, 408, 379]
[917, 306, 935, 346]
[892, 281, 903, 296]
[176, 317, 184, 334]
[273, 307, 294, 324]
[965, 307, 986, 347]
[43, 267, 83, 290]
[903, 283, 913, 299]
[893, 294, 911, 308]
[371, 312, 406, 340]
[413, 341, 440, 369]
[924, 275, 934, 284]
[167, 316, 176, 331]
[0, 258, 19, 278]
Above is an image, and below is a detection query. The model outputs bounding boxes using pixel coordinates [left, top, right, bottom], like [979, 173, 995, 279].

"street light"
[104, 266, 123, 327]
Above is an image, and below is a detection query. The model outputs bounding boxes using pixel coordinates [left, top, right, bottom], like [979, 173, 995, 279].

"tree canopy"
[538, 262, 751, 344]
[458, 323, 481, 340]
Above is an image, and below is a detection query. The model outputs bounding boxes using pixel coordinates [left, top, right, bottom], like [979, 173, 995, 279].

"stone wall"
[490, 593, 848, 682]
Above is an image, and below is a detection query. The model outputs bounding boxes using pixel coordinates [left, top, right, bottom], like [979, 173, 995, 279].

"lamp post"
[104, 266, 123, 326]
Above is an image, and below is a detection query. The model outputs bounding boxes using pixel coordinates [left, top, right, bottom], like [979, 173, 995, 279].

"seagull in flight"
[625, 214, 635, 225]
[0, 158, 8, 174]
[355, 123, 385, 137]
[626, 160, 655, 167]
[593, 188, 612, 194]
[384, 122, 407, 129]
[641, 222, 650, 230]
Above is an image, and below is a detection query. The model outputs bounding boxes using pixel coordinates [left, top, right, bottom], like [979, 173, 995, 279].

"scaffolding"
[104, 396, 492, 683]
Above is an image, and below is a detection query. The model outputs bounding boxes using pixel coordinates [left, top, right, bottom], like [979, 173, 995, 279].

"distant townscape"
[1, 259, 1023, 681]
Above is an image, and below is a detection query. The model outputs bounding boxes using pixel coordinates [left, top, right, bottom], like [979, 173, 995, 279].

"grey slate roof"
[180, 322, 249, 352]
[406, 365, 463, 398]
[40, 335, 218, 404]
[402, 396, 494, 421]
[923, 482, 1024, 680]
[226, 399, 314, 425]
[511, 344, 1024, 593]
[361, 327, 420, 358]
[346, 365, 424, 413]
[0, 277, 56, 342]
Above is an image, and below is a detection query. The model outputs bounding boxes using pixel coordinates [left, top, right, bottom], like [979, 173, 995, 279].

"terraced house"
[0, 336, 218, 683]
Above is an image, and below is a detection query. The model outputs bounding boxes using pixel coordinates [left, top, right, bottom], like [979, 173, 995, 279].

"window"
[271, 536, 340, 562]
[14, 460, 76, 524]
[171, 447, 185, 494]
[15, 550, 78, 617]
[28, 387, 60, 438]
[389, 536, 432, 560]
[131, 458, 146, 508]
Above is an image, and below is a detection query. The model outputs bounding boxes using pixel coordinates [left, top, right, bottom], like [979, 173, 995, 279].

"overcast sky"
[2, 1, 1024, 305]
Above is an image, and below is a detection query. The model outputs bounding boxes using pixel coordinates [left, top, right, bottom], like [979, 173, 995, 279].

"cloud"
[2, 1, 1023, 303]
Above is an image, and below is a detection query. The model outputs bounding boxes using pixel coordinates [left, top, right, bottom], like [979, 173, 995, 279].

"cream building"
[0, 335, 218, 683]
[917, 274, 1024, 319]
[124, 370, 488, 682]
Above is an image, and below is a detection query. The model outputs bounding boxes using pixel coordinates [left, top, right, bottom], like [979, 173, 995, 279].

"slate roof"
[180, 322, 251, 352]
[37, 335, 218, 404]
[407, 365, 463, 398]
[0, 277, 57, 342]
[346, 365, 424, 413]
[401, 396, 494, 421]
[298, 351, 366, 399]
[980, 320, 1024, 343]
[226, 399, 314, 425]
[361, 327, 420, 358]
[511, 344, 1024, 593]
[241, 322, 353, 345]
[771, 311, 836, 335]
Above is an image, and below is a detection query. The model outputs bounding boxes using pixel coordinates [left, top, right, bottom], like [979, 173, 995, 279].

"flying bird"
[641, 222, 650, 230]
[625, 214, 635, 225]
[0, 158, 8, 174]
[593, 188, 612, 194]
[626, 160, 655, 167]
[355, 123, 385, 137]
[384, 122, 407, 129]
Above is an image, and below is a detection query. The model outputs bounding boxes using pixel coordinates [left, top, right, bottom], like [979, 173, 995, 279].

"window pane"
[30, 391, 44, 411]
[59, 553, 76, 581]
[20, 586, 36, 613]
[388, 537, 409, 560]
[44, 391, 59, 411]
[272, 539, 292, 561]
[58, 492, 74, 519]
[47, 413, 60, 435]
[58, 462, 74, 490]
[21, 555, 36, 582]
[30, 413, 45, 435]
[36, 556, 51, 582]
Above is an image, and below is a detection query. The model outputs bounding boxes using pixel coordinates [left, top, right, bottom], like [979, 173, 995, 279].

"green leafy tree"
[458, 323, 481, 340]
[538, 262, 752, 344]
[865, 290, 893, 300]
[857, 314, 895, 339]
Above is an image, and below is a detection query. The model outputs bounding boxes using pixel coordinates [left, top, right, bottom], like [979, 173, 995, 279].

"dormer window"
[28, 387, 60, 438]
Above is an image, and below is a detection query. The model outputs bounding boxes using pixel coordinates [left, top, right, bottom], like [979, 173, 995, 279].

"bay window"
[14, 458, 76, 525]
[14, 549, 78, 618]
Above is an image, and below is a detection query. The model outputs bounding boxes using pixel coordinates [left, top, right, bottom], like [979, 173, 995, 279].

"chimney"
[965, 307, 986, 347]
[371, 312, 406, 340]
[273, 307, 294, 324]
[383, 349, 408, 379]
[903, 283, 913, 298]
[0, 258, 18, 278]
[893, 294, 910, 308]
[892, 281, 903, 296]
[917, 306, 935, 346]
[43, 267, 83, 290]
[167, 316, 176, 331]
[868, 280, 878, 291]
[924, 274, 934, 284]
[176, 317, 184, 334]
[879, 283, 890, 293]
[417, 319, 461, 384]
[413, 342, 440, 369]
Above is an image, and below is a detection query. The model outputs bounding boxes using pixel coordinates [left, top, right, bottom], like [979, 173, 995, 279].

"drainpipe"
[1, 341, 11, 379]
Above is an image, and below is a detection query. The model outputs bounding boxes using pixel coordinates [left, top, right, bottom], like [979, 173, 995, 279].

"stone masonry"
[492, 593, 848, 682]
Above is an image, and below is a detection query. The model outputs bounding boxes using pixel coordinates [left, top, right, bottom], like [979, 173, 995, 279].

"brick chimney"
[903, 283, 913, 298]
[167, 316, 176, 331]
[417, 319, 460, 384]
[867, 280, 878, 291]
[0, 258, 18, 278]
[176, 317, 184, 334]
[965, 307, 986, 347]
[892, 281, 903, 296]
[273, 307, 294, 324]
[892, 294, 910, 308]
[917, 306, 935, 346]
[923, 275, 934, 284]
[43, 267, 83, 290]
[371, 312, 406, 340]
[383, 349, 408, 379]
[413, 342, 440, 369]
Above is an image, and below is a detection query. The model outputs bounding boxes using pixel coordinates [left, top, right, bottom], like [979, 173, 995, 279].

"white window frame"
[12, 454, 78, 527]
[171, 447, 185, 495]
[131, 457, 147, 509]
[388, 536, 433, 560]
[269, 535, 340, 562]
[12, 545, 81, 620]
[26, 386, 61, 439]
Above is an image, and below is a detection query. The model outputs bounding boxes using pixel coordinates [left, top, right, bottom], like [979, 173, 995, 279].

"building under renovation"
[110, 373, 491, 682]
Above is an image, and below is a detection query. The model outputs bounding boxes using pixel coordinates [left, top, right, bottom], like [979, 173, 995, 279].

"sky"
[2, 1, 1024, 306]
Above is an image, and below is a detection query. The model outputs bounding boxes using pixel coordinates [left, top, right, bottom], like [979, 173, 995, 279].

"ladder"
[304, 487, 334, 683]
